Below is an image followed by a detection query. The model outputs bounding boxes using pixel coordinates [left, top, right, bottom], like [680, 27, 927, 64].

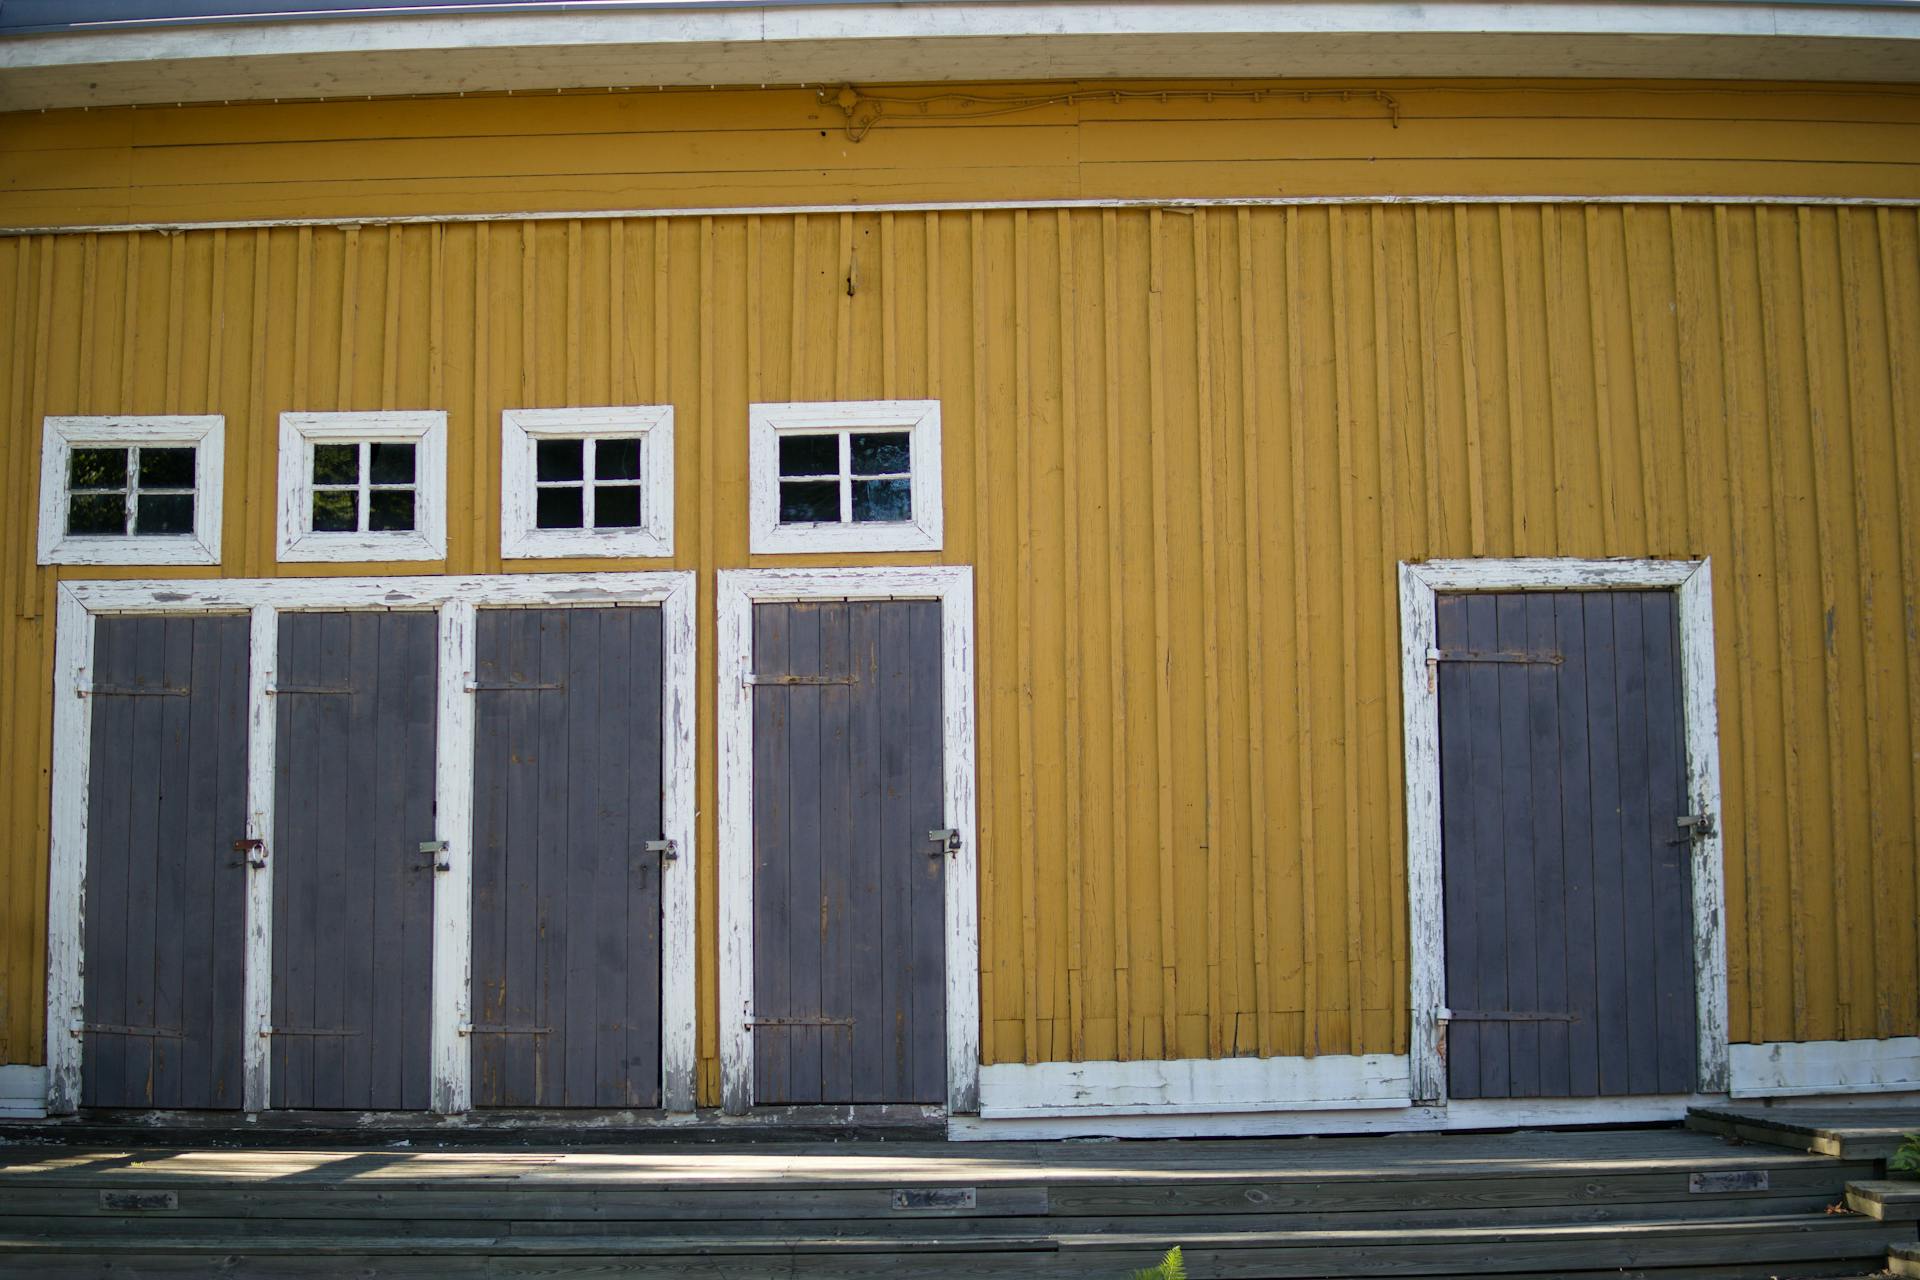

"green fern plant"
[1128, 1246, 1187, 1279]
[1890, 1132, 1920, 1177]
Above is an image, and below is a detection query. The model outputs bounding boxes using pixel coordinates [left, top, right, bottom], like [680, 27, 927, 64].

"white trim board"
[46, 571, 697, 1117]
[978, 1054, 1411, 1119]
[0, 1066, 48, 1120]
[953, 1093, 1731, 1141]
[1397, 557, 1729, 1106]
[1729, 1037, 1920, 1098]
[9, 195, 1920, 240]
[716, 565, 979, 1115]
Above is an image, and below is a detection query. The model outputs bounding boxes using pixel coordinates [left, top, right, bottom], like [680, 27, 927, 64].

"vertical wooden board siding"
[3, 203, 1920, 1084]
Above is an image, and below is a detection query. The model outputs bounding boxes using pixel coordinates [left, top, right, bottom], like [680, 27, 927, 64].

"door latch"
[230, 838, 267, 869]
[416, 840, 451, 872]
[928, 828, 961, 857]
[646, 839, 679, 861]
[1676, 813, 1716, 842]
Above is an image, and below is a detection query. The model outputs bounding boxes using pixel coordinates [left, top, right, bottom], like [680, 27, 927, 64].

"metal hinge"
[461, 1024, 551, 1036]
[741, 673, 860, 686]
[646, 838, 679, 861]
[1425, 646, 1562, 691]
[73, 1022, 185, 1038]
[464, 679, 564, 693]
[1444, 1008, 1580, 1023]
[929, 828, 961, 857]
[746, 1016, 855, 1029]
[267, 683, 356, 696]
[78, 683, 190, 698]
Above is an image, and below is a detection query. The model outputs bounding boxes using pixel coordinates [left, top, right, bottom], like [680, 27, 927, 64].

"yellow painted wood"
[1, 198, 1918, 1087]
[4, 81, 1920, 229]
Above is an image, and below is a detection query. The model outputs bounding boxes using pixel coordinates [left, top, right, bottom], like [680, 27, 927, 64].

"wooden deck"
[1688, 1103, 1920, 1160]
[0, 1126, 1913, 1277]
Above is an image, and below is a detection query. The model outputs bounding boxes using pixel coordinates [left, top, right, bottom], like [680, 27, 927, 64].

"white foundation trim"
[276, 411, 448, 563]
[978, 1053, 1411, 1119]
[37, 415, 224, 566]
[499, 405, 674, 560]
[47, 571, 697, 1117]
[0, 1066, 48, 1119]
[748, 401, 943, 555]
[1398, 557, 1729, 1106]
[1729, 1037, 1920, 1098]
[8, 197, 1920, 240]
[952, 1092, 1729, 1141]
[716, 565, 978, 1115]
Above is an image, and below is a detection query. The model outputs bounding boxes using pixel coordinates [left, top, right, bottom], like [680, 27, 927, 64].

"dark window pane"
[313, 443, 359, 485]
[594, 485, 640, 528]
[779, 434, 837, 477]
[852, 477, 912, 523]
[368, 489, 416, 532]
[595, 437, 641, 481]
[70, 447, 128, 491]
[536, 438, 584, 482]
[536, 486, 584, 529]
[778, 480, 839, 524]
[312, 489, 358, 532]
[67, 492, 126, 535]
[850, 431, 910, 476]
[137, 447, 195, 489]
[369, 441, 416, 485]
[135, 492, 194, 535]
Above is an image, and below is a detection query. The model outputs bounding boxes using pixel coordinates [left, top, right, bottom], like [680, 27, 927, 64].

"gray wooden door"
[1437, 590, 1696, 1100]
[82, 615, 250, 1109]
[469, 607, 665, 1108]
[271, 611, 437, 1110]
[751, 601, 947, 1105]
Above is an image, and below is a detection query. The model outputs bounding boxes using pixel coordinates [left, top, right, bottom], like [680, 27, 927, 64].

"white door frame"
[46, 571, 698, 1116]
[1398, 557, 1728, 1106]
[716, 566, 979, 1115]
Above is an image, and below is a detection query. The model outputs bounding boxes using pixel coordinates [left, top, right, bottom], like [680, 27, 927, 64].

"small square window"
[278, 412, 446, 563]
[750, 402, 941, 553]
[501, 408, 673, 559]
[39, 416, 224, 565]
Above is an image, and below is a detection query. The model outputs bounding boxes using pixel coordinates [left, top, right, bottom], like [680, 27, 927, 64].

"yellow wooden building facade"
[1, 19, 1917, 1129]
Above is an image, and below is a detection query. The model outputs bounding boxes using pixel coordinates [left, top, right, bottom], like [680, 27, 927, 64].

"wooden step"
[1891, 1241, 1920, 1279]
[1687, 1105, 1918, 1160]
[1845, 1179, 1920, 1220]
[0, 1213, 1908, 1276]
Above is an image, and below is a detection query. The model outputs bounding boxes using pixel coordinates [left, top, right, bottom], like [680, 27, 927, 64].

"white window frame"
[46, 571, 698, 1118]
[1398, 557, 1728, 1107]
[37, 415, 224, 566]
[716, 566, 978, 1115]
[277, 411, 447, 563]
[500, 406, 674, 559]
[749, 400, 942, 554]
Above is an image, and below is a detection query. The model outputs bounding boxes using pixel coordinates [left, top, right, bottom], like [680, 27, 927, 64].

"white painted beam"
[1729, 1037, 1920, 1097]
[3, 2, 1918, 110]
